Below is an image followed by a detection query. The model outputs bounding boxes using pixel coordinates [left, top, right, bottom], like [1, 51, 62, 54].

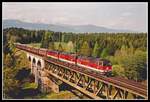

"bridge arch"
[32, 58, 36, 74]
[37, 60, 41, 70]
[29, 56, 31, 61]
[32, 58, 36, 64]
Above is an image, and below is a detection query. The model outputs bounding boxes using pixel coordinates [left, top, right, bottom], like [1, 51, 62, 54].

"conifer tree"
[80, 41, 91, 56]
[92, 41, 100, 57]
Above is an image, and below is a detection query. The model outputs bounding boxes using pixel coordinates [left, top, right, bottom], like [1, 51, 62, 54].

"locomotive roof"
[78, 56, 100, 61]
[100, 59, 111, 64]
[78, 56, 111, 63]
[60, 51, 76, 55]
[39, 48, 47, 50]
[48, 50, 59, 53]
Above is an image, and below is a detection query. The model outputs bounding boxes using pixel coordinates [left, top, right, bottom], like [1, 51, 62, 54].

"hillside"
[3, 19, 135, 33]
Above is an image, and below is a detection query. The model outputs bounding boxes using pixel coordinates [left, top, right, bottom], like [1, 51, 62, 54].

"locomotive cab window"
[99, 61, 103, 66]
[107, 62, 112, 66]
[103, 61, 111, 66]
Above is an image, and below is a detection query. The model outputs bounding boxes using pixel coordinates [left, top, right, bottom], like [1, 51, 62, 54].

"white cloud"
[2, 2, 148, 32]
[121, 12, 132, 17]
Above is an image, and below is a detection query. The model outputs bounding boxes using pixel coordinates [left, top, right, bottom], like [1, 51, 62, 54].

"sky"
[3, 2, 148, 32]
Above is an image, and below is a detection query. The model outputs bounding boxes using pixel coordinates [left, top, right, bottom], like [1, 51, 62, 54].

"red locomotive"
[77, 56, 111, 73]
[47, 50, 59, 59]
[58, 52, 76, 64]
[15, 43, 112, 74]
[16, 44, 27, 50]
[39, 48, 47, 56]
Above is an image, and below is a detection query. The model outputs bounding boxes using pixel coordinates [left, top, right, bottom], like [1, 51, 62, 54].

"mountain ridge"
[3, 19, 137, 33]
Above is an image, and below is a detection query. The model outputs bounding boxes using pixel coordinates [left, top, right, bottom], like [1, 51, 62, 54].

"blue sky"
[3, 2, 148, 32]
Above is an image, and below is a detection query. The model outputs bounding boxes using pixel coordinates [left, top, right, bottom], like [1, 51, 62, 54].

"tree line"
[40, 30, 147, 82]
[3, 27, 147, 82]
[40, 31, 147, 57]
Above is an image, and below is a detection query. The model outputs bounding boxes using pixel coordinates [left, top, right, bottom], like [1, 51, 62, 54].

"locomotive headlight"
[106, 67, 109, 70]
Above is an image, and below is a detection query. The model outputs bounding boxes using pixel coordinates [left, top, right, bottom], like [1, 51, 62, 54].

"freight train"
[16, 43, 112, 75]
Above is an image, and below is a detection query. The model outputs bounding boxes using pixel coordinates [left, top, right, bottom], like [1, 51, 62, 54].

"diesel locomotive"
[16, 43, 112, 75]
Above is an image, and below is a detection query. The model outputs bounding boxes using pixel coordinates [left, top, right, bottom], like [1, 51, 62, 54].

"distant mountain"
[3, 19, 136, 33]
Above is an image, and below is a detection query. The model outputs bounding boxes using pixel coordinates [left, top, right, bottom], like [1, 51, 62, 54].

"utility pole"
[76, 34, 79, 55]
[58, 32, 60, 51]
[75, 34, 78, 64]
[76, 34, 77, 54]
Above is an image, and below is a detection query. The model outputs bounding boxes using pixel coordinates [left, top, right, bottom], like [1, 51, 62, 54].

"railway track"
[16, 44, 147, 99]
[45, 57, 147, 98]
[110, 76, 147, 90]
[106, 77, 147, 96]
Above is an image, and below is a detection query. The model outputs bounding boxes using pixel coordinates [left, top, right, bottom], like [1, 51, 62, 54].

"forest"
[3, 27, 147, 98]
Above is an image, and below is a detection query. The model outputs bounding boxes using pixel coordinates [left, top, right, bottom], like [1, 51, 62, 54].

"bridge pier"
[27, 53, 61, 94]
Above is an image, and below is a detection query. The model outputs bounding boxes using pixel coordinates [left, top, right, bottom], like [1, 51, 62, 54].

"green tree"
[40, 31, 53, 48]
[100, 48, 109, 58]
[40, 33, 45, 48]
[4, 53, 14, 68]
[121, 50, 147, 81]
[67, 41, 74, 53]
[8, 36, 16, 53]
[48, 42, 55, 50]
[3, 51, 19, 98]
[112, 65, 125, 77]
[61, 34, 65, 42]
[92, 41, 100, 57]
[3, 67, 19, 98]
[133, 50, 147, 80]
[58, 43, 64, 51]
[76, 39, 83, 54]
[80, 41, 91, 56]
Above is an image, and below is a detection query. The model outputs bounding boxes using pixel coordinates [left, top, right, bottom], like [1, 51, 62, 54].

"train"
[16, 43, 112, 75]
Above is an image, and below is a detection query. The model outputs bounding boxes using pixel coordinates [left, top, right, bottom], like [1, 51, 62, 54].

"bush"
[112, 65, 125, 77]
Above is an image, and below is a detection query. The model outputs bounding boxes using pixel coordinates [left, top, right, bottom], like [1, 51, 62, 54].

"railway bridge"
[15, 44, 148, 99]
